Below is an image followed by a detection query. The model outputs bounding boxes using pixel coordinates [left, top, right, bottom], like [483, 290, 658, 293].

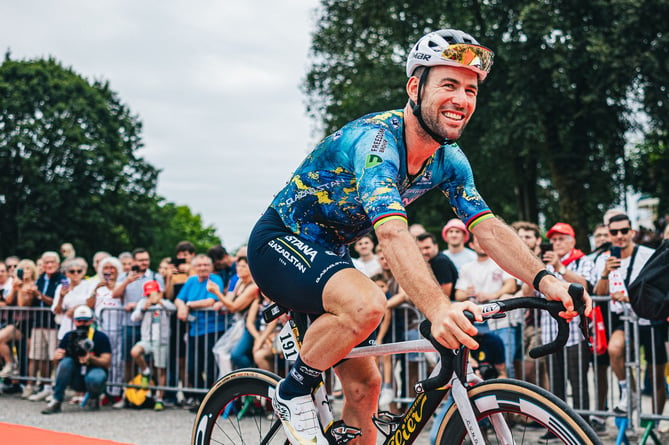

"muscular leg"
[299, 269, 386, 370]
[335, 357, 382, 445]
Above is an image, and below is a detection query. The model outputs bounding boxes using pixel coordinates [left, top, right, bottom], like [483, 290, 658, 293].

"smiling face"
[409, 65, 478, 141]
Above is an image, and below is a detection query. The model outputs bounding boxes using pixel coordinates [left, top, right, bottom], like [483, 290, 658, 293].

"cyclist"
[247, 29, 591, 445]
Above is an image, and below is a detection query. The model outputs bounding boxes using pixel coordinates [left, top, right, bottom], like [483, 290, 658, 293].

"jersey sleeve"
[438, 146, 493, 230]
[351, 126, 408, 230]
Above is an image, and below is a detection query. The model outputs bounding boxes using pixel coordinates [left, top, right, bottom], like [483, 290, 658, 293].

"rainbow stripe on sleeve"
[466, 210, 494, 230]
[372, 212, 408, 230]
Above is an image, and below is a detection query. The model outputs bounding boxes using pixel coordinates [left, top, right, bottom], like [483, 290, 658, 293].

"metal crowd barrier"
[1, 299, 668, 433]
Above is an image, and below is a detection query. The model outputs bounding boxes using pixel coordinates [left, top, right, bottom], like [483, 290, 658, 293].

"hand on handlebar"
[540, 276, 592, 319]
[431, 300, 483, 351]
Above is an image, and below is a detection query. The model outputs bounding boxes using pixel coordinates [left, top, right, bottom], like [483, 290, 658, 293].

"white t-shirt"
[51, 280, 94, 339]
[443, 248, 477, 271]
[93, 285, 123, 332]
[352, 255, 383, 277]
[456, 258, 514, 330]
[595, 245, 654, 324]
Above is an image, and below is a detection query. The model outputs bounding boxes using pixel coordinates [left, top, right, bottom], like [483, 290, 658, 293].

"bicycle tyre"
[191, 368, 285, 445]
[433, 379, 602, 445]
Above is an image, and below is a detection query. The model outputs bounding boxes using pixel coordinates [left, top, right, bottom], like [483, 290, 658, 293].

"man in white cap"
[441, 218, 477, 270]
[41, 305, 111, 414]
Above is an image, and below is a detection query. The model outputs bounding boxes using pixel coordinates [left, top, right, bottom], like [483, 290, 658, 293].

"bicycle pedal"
[326, 420, 361, 445]
[372, 411, 403, 437]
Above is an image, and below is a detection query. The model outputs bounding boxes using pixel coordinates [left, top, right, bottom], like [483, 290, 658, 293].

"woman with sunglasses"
[52, 258, 94, 342]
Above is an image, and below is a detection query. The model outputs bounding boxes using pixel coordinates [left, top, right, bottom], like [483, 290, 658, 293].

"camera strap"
[87, 326, 95, 341]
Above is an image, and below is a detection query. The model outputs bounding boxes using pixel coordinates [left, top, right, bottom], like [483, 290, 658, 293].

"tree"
[0, 54, 220, 261]
[304, 0, 664, 248]
[149, 202, 221, 262]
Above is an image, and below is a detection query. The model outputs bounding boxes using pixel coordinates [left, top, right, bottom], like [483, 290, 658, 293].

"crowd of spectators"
[1, 211, 668, 436]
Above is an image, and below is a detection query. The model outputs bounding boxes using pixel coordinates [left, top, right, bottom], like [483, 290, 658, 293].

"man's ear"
[406, 76, 419, 103]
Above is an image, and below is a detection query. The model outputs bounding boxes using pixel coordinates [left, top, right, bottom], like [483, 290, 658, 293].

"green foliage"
[0, 55, 220, 262]
[149, 202, 221, 263]
[305, 0, 668, 248]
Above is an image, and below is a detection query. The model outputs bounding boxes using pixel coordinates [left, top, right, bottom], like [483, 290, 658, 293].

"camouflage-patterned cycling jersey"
[269, 109, 493, 255]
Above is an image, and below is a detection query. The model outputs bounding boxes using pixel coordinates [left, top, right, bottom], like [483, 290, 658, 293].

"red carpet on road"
[0, 422, 134, 444]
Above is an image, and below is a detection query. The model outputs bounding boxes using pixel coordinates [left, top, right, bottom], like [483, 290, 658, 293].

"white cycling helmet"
[406, 29, 494, 81]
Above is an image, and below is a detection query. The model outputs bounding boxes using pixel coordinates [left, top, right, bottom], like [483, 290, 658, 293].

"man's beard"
[421, 108, 467, 142]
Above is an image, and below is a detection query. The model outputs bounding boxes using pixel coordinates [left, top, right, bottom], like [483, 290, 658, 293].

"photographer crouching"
[41, 305, 111, 414]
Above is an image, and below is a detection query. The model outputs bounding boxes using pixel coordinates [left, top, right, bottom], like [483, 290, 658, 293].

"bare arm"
[471, 218, 591, 317]
[376, 219, 481, 349]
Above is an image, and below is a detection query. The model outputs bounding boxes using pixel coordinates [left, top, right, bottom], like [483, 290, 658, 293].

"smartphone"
[131, 265, 140, 273]
[539, 242, 553, 255]
[16, 268, 24, 280]
[60, 277, 70, 289]
[171, 257, 186, 267]
[610, 246, 622, 258]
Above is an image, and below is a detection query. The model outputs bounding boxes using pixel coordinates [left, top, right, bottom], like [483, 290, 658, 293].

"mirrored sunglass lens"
[442, 44, 494, 72]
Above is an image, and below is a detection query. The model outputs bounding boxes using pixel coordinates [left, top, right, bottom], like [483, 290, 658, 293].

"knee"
[58, 356, 76, 372]
[85, 370, 107, 393]
[130, 346, 142, 359]
[350, 293, 386, 333]
[608, 337, 624, 358]
[343, 369, 382, 405]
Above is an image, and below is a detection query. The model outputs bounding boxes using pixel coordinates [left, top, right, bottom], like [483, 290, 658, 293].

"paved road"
[0, 393, 194, 445]
[0, 390, 656, 444]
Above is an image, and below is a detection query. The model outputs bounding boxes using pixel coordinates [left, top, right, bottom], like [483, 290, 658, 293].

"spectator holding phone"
[538, 223, 596, 417]
[112, 248, 164, 384]
[593, 213, 664, 416]
[24, 252, 65, 401]
[87, 256, 124, 404]
[51, 258, 94, 338]
[0, 259, 39, 379]
[162, 241, 195, 407]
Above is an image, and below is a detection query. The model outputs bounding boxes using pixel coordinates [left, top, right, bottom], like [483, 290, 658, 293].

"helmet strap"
[410, 67, 452, 146]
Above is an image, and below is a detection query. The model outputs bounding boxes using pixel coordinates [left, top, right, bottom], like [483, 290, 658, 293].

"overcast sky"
[1, 0, 320, 251]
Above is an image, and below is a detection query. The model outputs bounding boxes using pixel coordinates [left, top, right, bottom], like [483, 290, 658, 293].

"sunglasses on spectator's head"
[609, 228, 631, 236]
[68, 269, 84, 274]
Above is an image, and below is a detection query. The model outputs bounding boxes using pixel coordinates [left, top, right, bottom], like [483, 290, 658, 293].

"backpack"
[628, 240, 669, 321]
[124, 373, 155, 409]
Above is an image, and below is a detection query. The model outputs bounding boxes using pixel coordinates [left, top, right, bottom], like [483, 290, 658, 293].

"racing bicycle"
[192, 284, 602, 445]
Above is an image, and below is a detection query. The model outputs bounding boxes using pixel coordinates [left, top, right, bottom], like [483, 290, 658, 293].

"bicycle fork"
[451, 375, 514, 445]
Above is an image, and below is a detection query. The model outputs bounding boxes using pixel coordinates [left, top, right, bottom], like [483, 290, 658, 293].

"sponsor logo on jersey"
[268, 239, 308, 273]
[284, 235, 318, 262]
[365, 154, 383, 168]
[285, 180, 345, 206]
[371, 129, 387, 153]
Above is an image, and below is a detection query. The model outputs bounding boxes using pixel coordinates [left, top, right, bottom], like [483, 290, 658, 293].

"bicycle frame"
[269, 287, 587, 445]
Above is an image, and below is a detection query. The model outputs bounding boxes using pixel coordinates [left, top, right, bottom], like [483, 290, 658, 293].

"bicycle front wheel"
[191, 368, 285, 445]
[433, 379, 602, 445]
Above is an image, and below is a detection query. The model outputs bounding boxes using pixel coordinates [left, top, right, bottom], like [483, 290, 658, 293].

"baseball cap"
[73, 305, 94, 321]
[546, 222, 576, 239]
[143, 280, 161, 296]
[441, 218, 470, 243]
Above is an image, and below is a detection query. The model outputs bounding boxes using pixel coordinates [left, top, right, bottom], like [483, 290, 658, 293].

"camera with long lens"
[67, 332, 95, 358]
